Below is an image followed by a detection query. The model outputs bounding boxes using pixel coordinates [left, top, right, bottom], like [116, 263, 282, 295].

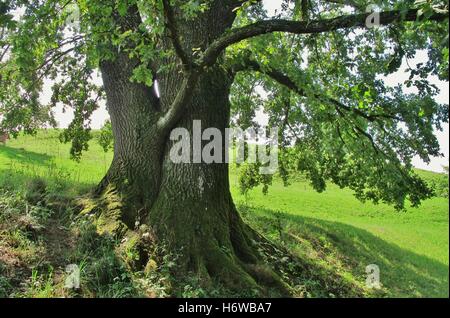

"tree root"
[76, 190, 339, 297]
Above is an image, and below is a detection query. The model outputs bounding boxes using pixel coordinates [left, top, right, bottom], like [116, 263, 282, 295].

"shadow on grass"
[0, 145, 52, 167]
[0, 146, 96, 195]
[243, 206, 449, 298]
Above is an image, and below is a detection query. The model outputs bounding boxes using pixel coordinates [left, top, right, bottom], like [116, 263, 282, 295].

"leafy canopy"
[0, 0, 448, 209]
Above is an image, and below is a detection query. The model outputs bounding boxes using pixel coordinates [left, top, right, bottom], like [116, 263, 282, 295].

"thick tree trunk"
[98, 53, 164, 227]
[148, 67, 267, 290]
[89, 2, 289, 295]
[97, 62, 284, 293]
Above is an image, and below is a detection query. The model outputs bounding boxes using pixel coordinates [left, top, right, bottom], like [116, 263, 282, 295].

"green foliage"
[229, 1, 448, 210]
[238, 161, 273, 196]
[96, 120, 114, 153]
[0, 1, 449, 209]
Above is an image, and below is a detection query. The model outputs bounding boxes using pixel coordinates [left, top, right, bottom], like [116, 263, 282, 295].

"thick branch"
[231, 58, 400, 122]
[157, 70, 200, 132]
[201, 8, 448, 67]
[231, 59, 303, 94]
[162, 0, 192, 68]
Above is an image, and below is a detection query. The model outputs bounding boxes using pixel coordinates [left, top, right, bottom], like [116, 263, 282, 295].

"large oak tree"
[0, 0, 448, 294]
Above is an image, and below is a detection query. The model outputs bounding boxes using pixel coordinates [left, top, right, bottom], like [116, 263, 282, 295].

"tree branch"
[231, 58, 401, 122]
[162, 0, 192, 68]
[157, 70, 200, 132]
[334, 105, 385, 155]
[0, 44, 10, 62]
[232, 58, 390, 155]
[200, 8, 448, 67]
[159, 6, 446, 135]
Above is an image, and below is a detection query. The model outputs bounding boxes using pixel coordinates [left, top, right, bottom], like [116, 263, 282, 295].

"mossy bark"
[90, 3, 290, 296]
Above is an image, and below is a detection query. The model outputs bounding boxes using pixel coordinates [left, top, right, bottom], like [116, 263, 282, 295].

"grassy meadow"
[0, 130, 448, 298]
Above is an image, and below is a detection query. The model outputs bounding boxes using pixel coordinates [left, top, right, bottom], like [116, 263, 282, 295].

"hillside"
[0, 130, 448, 297]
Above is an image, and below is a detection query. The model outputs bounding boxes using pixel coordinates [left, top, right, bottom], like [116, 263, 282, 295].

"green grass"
[230, 169, 448, 297]
[0, 130, 448, 297]
[0, 130, 112, 193]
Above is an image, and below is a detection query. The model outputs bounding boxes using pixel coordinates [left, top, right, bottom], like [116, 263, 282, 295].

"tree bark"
[98, 59, 285, 293]
[98, 52, 164, 227]
[91, 2, 288, 295]
[149, 67, 268, 290]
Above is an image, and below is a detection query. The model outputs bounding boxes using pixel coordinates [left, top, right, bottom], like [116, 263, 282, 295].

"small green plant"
[0, 264, 12, 297]
[28, 204, 53, 223]
[69, 220, 137, 297]
[0, 276, 11, 297]
[23, 267, 56, 298]
[181, 283, 207, 298]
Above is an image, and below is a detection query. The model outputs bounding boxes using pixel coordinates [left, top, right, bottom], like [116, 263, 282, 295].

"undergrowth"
[0, 177, 374, 298]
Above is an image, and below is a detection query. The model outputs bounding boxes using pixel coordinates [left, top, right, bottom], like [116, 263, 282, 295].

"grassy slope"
[0, 130, 112, 189]
[0, 130, 448, 297]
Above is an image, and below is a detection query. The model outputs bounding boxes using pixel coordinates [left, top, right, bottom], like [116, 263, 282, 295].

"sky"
[44, 0, 449, 172]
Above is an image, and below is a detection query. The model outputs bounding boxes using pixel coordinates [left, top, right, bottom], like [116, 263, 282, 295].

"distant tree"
[434, 165, 449, 198]
[0, 0, 448, 293]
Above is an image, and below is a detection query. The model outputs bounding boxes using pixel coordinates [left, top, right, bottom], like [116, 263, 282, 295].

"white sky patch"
[263, 0, 286, 16]
[381, 50, 449, 173]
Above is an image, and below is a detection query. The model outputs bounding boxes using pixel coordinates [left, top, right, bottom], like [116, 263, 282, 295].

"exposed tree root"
[76, 185, 129, 237]
[75, 186, 369, 298]
[75, 190, 297, 296]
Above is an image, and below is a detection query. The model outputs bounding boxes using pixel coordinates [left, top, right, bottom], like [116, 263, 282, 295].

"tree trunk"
[149, 67, 269, 291]
[90, 3, 289, 295]
[96, 61, 286, 293]
[97, 53, 164, 227]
